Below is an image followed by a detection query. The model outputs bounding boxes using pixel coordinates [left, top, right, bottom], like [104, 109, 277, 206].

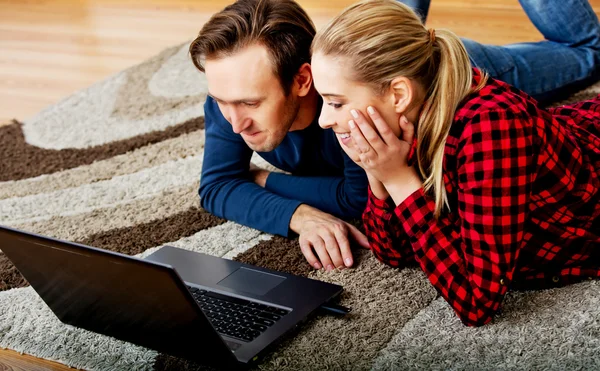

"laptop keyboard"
[186, 285, 290, 342]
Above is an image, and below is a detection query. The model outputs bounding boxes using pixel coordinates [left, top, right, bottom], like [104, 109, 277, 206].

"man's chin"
[245, 141, 272, 152]
[245, 136, 283, 152]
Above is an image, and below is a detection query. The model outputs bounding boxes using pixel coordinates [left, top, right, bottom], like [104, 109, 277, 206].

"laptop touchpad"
[217, 267, 286, 296]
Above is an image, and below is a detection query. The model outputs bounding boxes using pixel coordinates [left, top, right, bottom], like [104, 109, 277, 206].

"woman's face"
[311, 53, 401, 153]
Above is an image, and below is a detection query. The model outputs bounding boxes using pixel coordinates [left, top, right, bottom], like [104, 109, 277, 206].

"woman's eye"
[328, 102, 343, 109]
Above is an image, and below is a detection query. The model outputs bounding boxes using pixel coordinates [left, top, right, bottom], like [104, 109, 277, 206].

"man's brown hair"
[189, 0, 316, 95]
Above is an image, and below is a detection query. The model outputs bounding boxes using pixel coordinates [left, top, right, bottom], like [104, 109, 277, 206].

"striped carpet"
[1, 43, 599, 371]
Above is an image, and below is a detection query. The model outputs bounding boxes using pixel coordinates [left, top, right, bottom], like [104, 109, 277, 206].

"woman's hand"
[349, 106, 422, 205]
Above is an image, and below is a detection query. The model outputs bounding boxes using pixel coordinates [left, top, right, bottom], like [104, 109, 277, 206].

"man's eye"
[328, 102, 343, 109]
[244, 102, 258, 107]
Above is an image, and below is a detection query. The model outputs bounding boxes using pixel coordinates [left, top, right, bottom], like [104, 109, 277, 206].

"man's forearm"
[200, 177, 301, 237]
[264, 172, 366, 219]
[249, 167, 270, 188]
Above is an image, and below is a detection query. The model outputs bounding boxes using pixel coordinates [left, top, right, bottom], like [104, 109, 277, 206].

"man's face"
[204, 44, 300, 152]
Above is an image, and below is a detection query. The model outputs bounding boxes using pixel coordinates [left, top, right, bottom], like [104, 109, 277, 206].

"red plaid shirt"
[363, 69, 600, 326]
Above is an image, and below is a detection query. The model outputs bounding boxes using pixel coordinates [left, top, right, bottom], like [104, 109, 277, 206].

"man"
[190, 0, 369, 272]
[190, 0, 600, 271]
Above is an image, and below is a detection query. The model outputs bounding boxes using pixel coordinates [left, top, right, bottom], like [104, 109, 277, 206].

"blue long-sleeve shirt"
[199, 96, 368, 237]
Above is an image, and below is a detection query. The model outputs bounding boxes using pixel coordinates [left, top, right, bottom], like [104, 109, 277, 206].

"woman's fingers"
[399, 115, 415, 143]
[366, 106, 397, 146]
[350, 109, 385, 153]
[349, 119, 373, 155]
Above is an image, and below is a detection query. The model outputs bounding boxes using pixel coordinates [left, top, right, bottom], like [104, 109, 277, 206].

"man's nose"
[228, 108, 251, 134]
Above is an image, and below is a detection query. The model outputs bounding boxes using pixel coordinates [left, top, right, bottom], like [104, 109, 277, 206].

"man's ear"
[294, 63, 313, 97]
[389, 76, 414, 114]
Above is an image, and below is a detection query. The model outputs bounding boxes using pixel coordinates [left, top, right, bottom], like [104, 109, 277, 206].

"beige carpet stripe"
[373, 280, 600, 370]
[137, 221, 272, 260]
[0, 130, 204, 200]
[111, 43, 206, 122]
[0, 155, 202, 225]
[0, 117, 204, 182]
[148, 42, 208, 99]
[12, 182, 200, 242]
[255, 251, 438, 370]
[22, 45, 204, 150]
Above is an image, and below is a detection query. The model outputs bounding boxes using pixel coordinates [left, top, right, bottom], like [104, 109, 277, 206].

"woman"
[311, 0, 600, 326]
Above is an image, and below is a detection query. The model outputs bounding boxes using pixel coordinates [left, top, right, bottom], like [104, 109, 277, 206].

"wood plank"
[0, 348, 78, 371]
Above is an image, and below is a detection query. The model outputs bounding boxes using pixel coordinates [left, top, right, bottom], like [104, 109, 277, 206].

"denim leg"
[398, 0, 431, 23]
[463, 0, 600, 103]
[517, 0, 600, 47]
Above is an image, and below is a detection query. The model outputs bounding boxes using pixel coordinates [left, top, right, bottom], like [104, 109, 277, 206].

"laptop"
[0, 225, 343, 369]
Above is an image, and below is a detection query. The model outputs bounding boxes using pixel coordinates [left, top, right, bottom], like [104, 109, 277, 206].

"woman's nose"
[318, 110, 334, 129]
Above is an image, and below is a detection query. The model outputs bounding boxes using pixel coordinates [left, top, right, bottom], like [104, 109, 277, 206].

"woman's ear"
[294, 63, 313, 97]
[389, 76, 414, 114]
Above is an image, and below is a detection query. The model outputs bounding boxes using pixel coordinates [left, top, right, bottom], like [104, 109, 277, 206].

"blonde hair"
[312, 0, 487, 216]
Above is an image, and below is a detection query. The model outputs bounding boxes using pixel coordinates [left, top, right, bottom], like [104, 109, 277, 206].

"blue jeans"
[399, 0, 600, 103]
[401, 0, 431, 22]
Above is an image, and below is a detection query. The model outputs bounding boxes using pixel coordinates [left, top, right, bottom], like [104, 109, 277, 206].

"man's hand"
[249, 163, 270, 188]
[290, 204, 369, 271]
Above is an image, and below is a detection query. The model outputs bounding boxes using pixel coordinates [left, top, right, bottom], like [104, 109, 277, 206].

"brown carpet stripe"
[78, 207, 226, 256]
[153, 355, 218, 371]
[233, 236, 312, 277]
[0, 117, 204, 182]
[0, 253, 29, 291]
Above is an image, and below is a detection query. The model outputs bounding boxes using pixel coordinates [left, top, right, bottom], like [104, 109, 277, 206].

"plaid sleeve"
[393, 110, 535, 326]
[362, 187, 415, 267]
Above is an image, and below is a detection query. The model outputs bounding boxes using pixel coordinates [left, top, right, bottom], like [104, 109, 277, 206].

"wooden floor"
[0, 0, 599, 369]
[2, 0, 599, 127]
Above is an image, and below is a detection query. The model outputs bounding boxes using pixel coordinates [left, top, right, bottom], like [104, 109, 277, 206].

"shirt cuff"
[393, 188, 436, 240]
[281, 200, 304, 238]
[366, 186, 395, 221]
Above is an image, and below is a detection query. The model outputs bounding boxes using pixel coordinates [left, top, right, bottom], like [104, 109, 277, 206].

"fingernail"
[345, 258, 352, 266]
[350, 109, 359, 119]
[367, 106, 375, 115]
[314, 262, 321, 269]
[348, 120, 356, 129]
[327, 265, 334, 271]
